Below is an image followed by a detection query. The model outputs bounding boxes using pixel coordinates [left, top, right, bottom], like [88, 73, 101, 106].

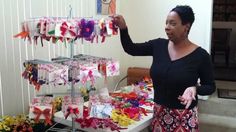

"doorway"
[211, 0, 236, 81]
[212, 0, 236, 99]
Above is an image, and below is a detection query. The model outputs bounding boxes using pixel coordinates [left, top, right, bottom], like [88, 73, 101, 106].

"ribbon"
[122, 107, 148, 121]
[100, 21, 106, 43]
[109, 20, 118, 35]
[33, 107, 52, 125]
[88, 70, 95, 85]
[32, 80, 41, 91]
[14, 22, 31, 43]
[122, 108, 140, 121]
[33, 36, 39, 45]
[111, 110, 134, 127]
[110, 92, 138, 100]
[127, 99, 140, 107]
[65, 106, 79, 119]
[22, 64, 42, 91]
[98, 63, 106, 76]
[14, 31, 29, 39]
[76, 117, 127, 131]
[81, 69, 95, 85]
[110, 63, 116, 72]
[38, 21, 47, 47]
[60, 22, 76, 38]
[79, 19, 95, 40]
[51, 69, 68, 86]
[139, 107, 148, 116]
[139, 100, 154, 107]
[48, 30, 55, 35]
[107, 62, 118, 76]
[76, 107, 127, 131]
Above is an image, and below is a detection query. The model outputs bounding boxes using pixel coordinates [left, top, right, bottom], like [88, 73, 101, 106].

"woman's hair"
[171, 5, 195, 27]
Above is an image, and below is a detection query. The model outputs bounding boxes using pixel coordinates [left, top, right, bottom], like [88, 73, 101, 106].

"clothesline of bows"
[22, 54, 119, 91]
[14, 17, 118, 46]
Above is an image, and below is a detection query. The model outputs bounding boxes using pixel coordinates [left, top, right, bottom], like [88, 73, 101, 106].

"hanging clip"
[68, 5, 73, 19]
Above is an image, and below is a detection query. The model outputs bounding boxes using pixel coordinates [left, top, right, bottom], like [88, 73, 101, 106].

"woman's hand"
[178, 86, 196, 109]
[112, 15, 127, 30]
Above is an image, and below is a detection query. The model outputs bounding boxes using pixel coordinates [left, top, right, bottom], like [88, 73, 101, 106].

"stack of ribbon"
[29, 96, 53, 125]
[109, 92, 150, 127]
[14, 17, 118, 46]
[109, 78, 154, 127]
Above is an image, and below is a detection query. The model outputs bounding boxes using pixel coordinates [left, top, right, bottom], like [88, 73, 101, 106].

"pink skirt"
[151, 103, 199, 132]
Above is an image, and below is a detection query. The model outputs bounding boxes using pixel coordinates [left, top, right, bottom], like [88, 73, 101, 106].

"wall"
[0, 0, 213, 115]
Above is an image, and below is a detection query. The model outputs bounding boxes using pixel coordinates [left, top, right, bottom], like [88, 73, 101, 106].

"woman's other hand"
[112, 15, 127, 30]
[178, 86, 196, 109]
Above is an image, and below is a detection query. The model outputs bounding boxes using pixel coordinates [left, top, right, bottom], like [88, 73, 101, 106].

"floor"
[196, 80, 236, 132]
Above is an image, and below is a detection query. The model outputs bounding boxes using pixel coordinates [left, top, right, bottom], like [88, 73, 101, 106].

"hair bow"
[60, 22, 77, 38]
[65, 106, 80, 119]
[33, 107, 52, 125]
[79, 19, 95, 41]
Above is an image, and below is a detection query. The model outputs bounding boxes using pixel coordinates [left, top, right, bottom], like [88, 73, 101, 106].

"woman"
[113, 5, 216, 131]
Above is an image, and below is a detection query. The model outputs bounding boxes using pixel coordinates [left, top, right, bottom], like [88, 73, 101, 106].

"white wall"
[0, 0, 213, 115]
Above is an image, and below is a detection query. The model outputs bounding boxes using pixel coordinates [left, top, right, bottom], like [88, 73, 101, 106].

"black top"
[120, 28, 216, 109]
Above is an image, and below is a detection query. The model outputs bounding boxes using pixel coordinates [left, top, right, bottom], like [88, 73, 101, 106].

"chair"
[114, 67, 150, 91]
[211, 28, 232, 66]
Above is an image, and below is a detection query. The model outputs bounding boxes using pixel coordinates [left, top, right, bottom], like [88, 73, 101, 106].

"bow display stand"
[15, 5, 120, 132]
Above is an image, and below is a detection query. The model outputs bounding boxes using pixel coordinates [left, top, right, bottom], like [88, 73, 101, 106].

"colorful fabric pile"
[74, 78, 154, 131]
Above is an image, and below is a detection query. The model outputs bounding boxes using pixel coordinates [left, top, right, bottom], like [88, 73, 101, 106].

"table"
[53, 87, 154, 131]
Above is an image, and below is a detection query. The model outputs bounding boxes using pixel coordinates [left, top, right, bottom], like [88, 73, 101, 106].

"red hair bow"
[65, 106, 79, 119]
[60, 22, 77, 38]
[33, 107, 52, 125]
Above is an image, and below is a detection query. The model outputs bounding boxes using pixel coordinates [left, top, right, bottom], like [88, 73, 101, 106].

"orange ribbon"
[14, 23, 31, 43]
[14, 31, 29, 39]
[33, 107, 52, 125]
[110, 92, 138, 100]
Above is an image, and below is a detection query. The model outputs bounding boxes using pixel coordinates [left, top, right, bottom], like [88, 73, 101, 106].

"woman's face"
[165, 11, 189, 42]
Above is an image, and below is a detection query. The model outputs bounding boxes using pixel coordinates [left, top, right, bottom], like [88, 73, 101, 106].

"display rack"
[68, 5, 76, 132]
[15, 5, 119, 132]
